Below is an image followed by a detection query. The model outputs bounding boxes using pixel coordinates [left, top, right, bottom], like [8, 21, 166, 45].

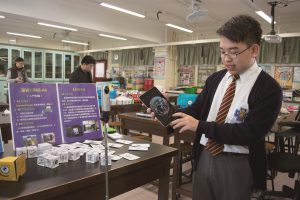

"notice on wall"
[57, 84, 102, 143]
[153, 57, 165, 80]
[9, 83, 102, 149]
[274, 66, 293, 89]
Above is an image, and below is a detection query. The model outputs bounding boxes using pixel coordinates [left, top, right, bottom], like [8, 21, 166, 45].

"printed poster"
[274, 66, 293, 89]
[9, 83, 103, 149]
[153, 57, 165, 79]
[293, 67, 300, 82]
[57, 84, 102, 143]
[0, 130, 3, 153]
[9, 83, 62, 149]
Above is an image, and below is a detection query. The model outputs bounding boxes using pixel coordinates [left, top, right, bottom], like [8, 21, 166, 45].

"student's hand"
[146, 107, 157, 121]
[170, 112, 199, 133]
[15, 77, 23, 83]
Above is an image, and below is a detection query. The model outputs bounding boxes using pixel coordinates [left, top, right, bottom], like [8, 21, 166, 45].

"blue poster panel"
[9, 83, 62, 149]
[0, 130, 3, 153]
[57, 84, 102, 143]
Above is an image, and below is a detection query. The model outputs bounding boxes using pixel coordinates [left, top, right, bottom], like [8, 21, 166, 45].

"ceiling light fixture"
[0, 15, 5, 19]
[99, 34, 127, 40]
[100, 3, 145, 18]
[6, 32, 42, 39]
[255, 11, 276, 24]
[38, 22, 78, 31]
[166, 23, 193, 33]
[62, 40, 89, 46]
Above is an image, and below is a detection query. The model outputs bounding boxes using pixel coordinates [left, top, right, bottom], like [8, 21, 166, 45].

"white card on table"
[119, 153, 140, 160]
[116, 139, 133, 145]
[128, 146, 149, 151]
[131, 143, 150, 148]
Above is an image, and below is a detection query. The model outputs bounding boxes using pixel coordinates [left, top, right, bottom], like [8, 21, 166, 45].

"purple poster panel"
[57, 83, 102, 143]
[9, 83, 62, 149]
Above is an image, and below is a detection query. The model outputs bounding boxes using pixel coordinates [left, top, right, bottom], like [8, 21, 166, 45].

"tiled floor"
[110, 135, 298, 200]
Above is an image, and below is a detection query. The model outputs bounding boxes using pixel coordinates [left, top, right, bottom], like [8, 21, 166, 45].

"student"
[6, 57, 33, 83]
[149, 15, 282, 200]
[69, 55, 95, 83]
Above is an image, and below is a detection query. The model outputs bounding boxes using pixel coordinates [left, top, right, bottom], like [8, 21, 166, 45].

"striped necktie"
[205, 74, 240, 156]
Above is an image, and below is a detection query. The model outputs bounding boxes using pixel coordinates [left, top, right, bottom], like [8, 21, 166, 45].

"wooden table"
[110, 104, 142, 120]
[119, 112, 173, 146]
[0, 136, 177, 200]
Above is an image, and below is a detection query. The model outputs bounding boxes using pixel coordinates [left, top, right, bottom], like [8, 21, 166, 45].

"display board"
[177, 65, 195, 86]
[9, 83, 102, 149]
[0, 130, 3, 153]
[274, 66, 293, 89]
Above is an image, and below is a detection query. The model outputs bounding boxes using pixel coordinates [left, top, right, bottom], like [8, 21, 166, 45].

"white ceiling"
[0, 0, 300, 52]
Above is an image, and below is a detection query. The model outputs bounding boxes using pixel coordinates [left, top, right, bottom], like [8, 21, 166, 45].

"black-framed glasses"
[219, 46, 251, 59]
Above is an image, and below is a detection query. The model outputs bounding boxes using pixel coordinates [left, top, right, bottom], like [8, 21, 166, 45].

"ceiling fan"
[185, 0, 208, 22]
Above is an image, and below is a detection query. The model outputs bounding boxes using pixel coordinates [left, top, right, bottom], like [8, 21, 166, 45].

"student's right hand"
[15, 77, 23, 83]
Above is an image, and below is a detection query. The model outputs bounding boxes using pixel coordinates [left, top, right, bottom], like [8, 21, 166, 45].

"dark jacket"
[184, 69, 282, 190]
[8, 66, 27, 82]
[69, 66, 93, 83]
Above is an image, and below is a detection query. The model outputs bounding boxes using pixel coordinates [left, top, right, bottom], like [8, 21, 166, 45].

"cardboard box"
[0, 156, 26, 181]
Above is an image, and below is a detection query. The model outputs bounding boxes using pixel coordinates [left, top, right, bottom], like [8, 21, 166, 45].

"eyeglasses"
[219, 46, 251, 59]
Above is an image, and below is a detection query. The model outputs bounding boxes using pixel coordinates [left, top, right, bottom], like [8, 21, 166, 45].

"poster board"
[293, 66, 300, 82]
[153, 57, 165, 79]
[57, 84, 102, 143]
[93, 60, 107, 82]
[9, 83, 102, 149]
[177, 65, 195, 86]
[0, 129, 3, 153]
[274, 66, 293, 89]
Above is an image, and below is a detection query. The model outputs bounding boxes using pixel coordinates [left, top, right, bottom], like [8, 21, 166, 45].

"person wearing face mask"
[69, 55, 95, 83]
[148, 15, 282, 200]
[6, 57, 33, 83]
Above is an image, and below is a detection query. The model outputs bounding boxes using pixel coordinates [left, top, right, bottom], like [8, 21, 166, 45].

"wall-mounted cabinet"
[0, 46, 21, 76]
[0, 44, 80, 102]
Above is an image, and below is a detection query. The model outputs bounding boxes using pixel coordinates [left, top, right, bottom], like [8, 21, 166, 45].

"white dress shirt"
[200, 61, 262, 154]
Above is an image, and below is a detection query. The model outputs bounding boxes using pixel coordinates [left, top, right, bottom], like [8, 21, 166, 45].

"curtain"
[177, 42, 221, 65]
[112, 48, 154, 66]
[258, 37, 300, 64]
[89, 51, 108, 60]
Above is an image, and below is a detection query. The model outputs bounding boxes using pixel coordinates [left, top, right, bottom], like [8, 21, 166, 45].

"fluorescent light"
[6, 32, 42, 39]
[62, 40, 89, 46]
[255, 11, 276, 24]
[0, 15, 5, 19]
[166, 23, 193, 33]
[99, 34, 127, 40]
[38, 22, 78, 31]
[100, 3, 145, 18]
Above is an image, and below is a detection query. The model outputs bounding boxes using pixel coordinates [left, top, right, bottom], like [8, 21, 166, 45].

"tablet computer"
[139, 87, 176, 127]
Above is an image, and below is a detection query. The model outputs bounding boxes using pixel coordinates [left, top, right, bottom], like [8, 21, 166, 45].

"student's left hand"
[170, 112, 199, 133]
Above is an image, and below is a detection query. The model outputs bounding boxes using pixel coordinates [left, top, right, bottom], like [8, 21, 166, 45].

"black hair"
[217, 15, 262, 46]
[81, 55, 96, 65]
[15, 57, 24, 62]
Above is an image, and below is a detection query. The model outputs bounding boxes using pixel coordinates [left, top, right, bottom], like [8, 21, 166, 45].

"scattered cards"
[128, 146, 148, 151]
[116, 139, 133, 145]
[107, 133, 123, 140]
[119, 153, 140, 161]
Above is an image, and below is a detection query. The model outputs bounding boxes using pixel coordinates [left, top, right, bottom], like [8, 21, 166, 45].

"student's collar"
[225, 61, 259, 82]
